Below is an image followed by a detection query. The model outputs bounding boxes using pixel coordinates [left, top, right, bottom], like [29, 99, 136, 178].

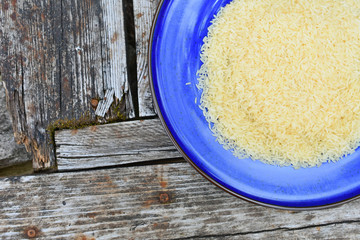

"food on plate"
[197, 0, 360, 168]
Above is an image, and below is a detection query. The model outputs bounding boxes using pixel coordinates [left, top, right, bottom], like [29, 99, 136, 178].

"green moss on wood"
[47, 112, 97, 146]
[46, 99, 127, 147]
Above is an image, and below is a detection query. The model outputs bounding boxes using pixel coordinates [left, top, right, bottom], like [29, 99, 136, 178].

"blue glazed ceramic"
[149, 0, 360, 209]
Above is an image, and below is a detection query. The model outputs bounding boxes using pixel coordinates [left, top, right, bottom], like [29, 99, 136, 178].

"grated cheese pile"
[197, 0, 360, 168]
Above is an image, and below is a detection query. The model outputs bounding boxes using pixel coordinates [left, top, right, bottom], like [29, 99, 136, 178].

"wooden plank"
[59, 0, 105, 118]
[0, 0, 133, 170]
[55, 119, 181, 171]
[134, 0, 161, 117]
[99, 0, 135, 119]
[0, 0, 60, 170]
[1, 162, 360, 239]
[0, 83, 31, 168]
[203, 223, 360, 239]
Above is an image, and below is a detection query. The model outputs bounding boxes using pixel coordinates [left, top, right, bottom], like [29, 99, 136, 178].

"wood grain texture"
[134, 0, 161, 117]
[0, 0, 60, 170]
[0, 0, 132, 170]
[203, 223, 360, 239]
[1, 162, 360, 239]
[55, 119, 181, 170]
[98, 0, 135, 118]
[0, 83, 31, 168]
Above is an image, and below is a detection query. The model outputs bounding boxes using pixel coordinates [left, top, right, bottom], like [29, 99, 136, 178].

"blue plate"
[149, 0, 360, 209]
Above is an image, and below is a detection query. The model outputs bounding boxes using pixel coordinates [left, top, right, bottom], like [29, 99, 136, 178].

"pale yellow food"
[197, 0, 360, 168]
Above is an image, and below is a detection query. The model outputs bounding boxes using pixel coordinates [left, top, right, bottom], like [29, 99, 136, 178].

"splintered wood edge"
[0, 162, 360, 239]
[98, 0, 135, 119]
[55, 118, 181, 170]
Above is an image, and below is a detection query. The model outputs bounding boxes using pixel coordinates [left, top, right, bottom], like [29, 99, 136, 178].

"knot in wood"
[91, 99, 99, 109]
[159, 193, 170, 203]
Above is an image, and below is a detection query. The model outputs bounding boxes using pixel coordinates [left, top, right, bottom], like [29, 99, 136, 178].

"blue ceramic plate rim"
[148, 0, 360, 210]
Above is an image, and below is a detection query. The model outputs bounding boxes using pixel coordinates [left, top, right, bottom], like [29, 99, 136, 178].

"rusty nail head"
[24, 226, 39, 238]
[159, 193, 170, 203]
[27, 229, 36, 238]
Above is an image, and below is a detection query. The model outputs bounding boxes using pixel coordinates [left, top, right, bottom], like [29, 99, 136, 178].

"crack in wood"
[53, 158, 184, 174]
[58, 148, 178, 158]
[173, 219, 360, 240]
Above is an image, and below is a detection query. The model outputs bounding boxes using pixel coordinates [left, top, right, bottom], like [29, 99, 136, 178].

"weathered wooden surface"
[0, 0, 133, 170]
[1, 162, 360, 239]
[203, 224, 360, 239]
[3, 1, 359, 239]
[56, 119, 181, 171]
[134, 0, 161, 117]
[0, 82, 31, 168]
